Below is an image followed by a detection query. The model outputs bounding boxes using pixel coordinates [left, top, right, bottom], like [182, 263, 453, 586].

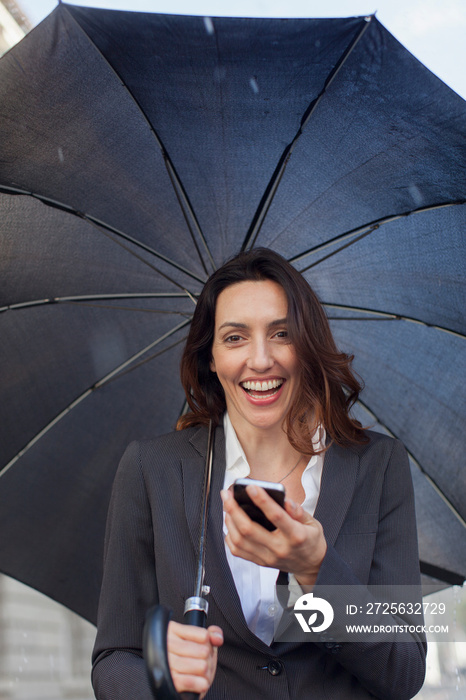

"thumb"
[207, 626, 224, 647]
[285, 499, 314, 524]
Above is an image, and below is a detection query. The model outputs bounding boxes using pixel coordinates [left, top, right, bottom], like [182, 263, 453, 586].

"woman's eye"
[274, 330, 288, 339]
[225, 335, 242, 343]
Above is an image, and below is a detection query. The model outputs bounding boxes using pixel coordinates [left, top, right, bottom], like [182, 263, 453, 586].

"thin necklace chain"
[277, 454, 303, 483]
[247, 454, 303, 483]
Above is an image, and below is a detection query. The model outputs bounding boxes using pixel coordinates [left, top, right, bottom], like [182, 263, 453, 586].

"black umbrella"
[0, 3, 465, 625]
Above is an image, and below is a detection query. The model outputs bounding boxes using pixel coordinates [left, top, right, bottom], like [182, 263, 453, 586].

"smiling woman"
[92, 248, 427, 700]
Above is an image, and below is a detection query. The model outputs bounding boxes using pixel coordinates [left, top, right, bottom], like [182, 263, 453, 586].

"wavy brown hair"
[177, 248, 367, 453]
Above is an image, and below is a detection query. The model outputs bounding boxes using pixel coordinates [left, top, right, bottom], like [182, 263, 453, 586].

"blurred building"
[0, 1, 31, 55]
[0, 574, 95, 699]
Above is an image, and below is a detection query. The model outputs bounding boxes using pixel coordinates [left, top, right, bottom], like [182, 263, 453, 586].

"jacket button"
[267, 660, 283, 675]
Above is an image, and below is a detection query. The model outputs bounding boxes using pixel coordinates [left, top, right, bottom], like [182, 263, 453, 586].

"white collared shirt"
[222, 412, 325, 645]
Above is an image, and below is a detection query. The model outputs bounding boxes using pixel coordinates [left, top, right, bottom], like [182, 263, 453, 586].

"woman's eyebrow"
[218, 321, 248, 331]
[268, 318, 287, 328]
[217, 318, 287, 331]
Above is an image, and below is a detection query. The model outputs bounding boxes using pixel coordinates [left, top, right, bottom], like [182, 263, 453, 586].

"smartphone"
[233, 478, 285, 531]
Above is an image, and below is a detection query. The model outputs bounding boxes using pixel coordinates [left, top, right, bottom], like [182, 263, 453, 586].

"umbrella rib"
[61, 4, 216, 277]
[99, 334, 189, 387]
[241, 16, 373, 252]
[0, 318, 191, 480]
[0, 185, 206, 286]
[419, 561, 465, 586]
[164, 157, 217, 275]
[0, 292, 197, 314]
[85, 217, 205, 295]
[356, 398, 466, 529]
[323, 303, 465, 339]
[289, 200, 466, 270]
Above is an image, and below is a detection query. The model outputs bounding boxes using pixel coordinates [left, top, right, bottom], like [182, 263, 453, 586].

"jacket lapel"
[272, 442, 360, 651]
[180, 426, 209, 555]
[313, 441, 360, 546]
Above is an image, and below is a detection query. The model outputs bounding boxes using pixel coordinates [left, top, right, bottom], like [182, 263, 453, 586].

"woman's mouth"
[240, 379, 284, 399]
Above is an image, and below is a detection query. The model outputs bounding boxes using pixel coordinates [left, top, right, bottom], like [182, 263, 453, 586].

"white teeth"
[241, 379, 283, 392]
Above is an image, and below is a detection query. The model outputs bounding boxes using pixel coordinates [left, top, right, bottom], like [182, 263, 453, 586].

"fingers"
[221, 488, 273, 564]
[221, 485, 288, 530]
[225, 523, 270, 566]
[222, 484, 327, 576]
[167, 621, 223, 695]
[242, 485, 318, 538]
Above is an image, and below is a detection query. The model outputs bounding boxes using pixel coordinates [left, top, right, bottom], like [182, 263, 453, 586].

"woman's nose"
[247, 338, 274, 372]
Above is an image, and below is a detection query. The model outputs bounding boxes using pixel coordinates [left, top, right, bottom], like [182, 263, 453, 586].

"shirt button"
[267, 660, 283, 676]
[267, 603, 279, 616]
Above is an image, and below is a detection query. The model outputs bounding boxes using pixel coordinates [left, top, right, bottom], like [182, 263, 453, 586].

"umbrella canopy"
[0, 3, 465, 624]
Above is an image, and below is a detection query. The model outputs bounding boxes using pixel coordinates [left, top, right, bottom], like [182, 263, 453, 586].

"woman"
[92, 248, 426, 699]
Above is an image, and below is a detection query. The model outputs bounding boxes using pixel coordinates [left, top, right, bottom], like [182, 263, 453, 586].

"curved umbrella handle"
[143, 604, 202, 700]
[143, 604, 180, 700]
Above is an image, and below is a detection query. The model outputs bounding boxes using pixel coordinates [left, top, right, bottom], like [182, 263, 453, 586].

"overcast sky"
[14, 0, 466, 100]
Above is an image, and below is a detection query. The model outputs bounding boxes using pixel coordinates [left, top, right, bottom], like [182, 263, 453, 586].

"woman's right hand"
[167, 620, 224, 698]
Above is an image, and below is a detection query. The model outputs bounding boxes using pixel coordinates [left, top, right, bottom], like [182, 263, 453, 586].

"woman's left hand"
[221, 485, 327, 587]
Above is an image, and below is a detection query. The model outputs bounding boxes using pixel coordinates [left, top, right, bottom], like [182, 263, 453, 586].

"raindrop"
[58, 147, 64, 163]
[249, 77, 259, 94]
[408, 184, 424, 207]
[315, 39, 321, 48]
[203, 17, 214, 35]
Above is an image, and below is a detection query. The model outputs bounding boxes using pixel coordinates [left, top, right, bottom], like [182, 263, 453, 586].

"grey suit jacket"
[92, 425, 426, 699]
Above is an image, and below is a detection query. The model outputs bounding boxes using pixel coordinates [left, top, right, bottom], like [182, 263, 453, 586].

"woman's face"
[210, 279, 300, 436]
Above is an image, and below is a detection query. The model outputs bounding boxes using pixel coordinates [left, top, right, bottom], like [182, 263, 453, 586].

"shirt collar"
[223, 412, 250, 486]
[302, 424, 326, 473]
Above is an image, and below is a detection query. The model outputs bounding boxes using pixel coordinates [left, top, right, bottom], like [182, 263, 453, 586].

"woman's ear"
[210, 357, 216, 373]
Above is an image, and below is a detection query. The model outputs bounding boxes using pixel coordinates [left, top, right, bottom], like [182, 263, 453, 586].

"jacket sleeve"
[312, 438, 427, 700]
[92, 441, 157, 700]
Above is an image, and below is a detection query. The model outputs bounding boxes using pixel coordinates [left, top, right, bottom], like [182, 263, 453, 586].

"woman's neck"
[230, 418, 301, 482]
